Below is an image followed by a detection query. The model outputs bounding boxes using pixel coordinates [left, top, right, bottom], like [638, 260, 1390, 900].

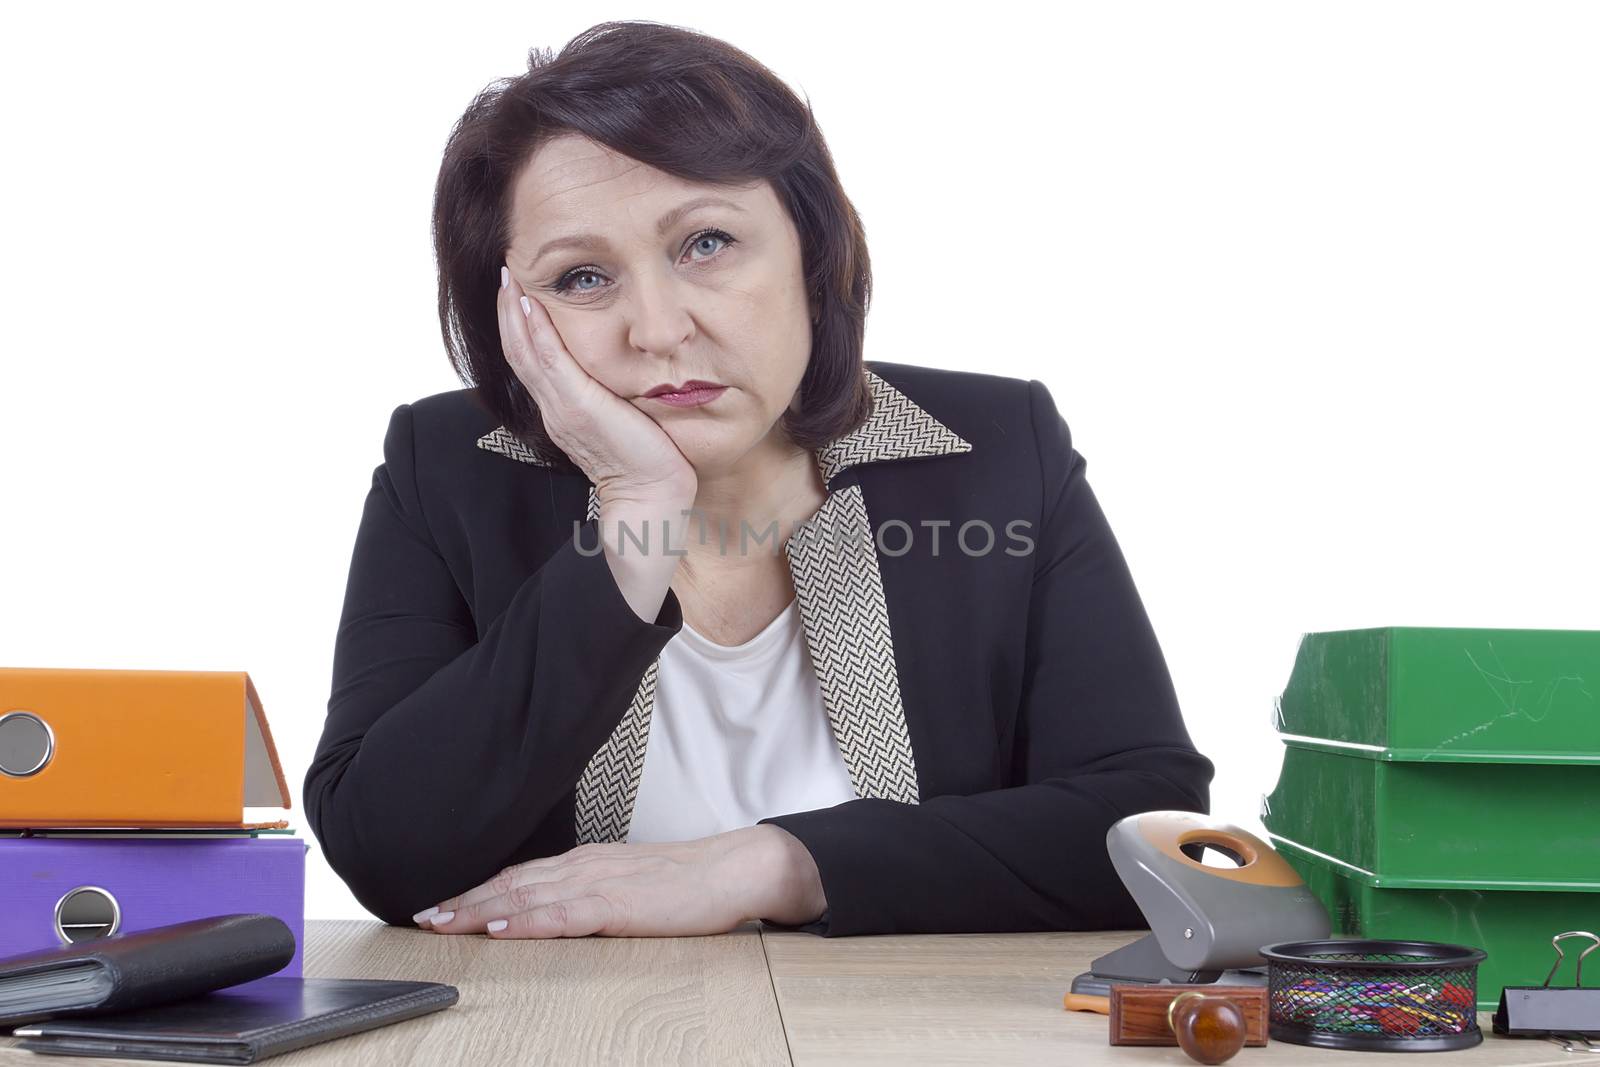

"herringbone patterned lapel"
[812, 372, 973, 487]
[573, 657, 656, 844]
[784, 483, 919, 802]
[475, 368, 971, 841]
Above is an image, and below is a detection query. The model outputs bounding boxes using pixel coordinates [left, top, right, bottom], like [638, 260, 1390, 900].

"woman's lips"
[645, 384, 728, 408]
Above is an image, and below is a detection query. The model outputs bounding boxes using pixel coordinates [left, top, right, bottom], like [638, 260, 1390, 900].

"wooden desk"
[0, 921, 1579, 1065]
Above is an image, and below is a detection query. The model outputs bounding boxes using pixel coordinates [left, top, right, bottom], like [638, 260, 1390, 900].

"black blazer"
[303, 359, 1215, 935]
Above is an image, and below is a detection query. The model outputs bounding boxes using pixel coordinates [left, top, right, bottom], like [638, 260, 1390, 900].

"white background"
[2, 2, 1595, 921]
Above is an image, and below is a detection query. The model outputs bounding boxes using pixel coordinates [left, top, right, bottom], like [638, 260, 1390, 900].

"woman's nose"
[625, 280, 696, 356]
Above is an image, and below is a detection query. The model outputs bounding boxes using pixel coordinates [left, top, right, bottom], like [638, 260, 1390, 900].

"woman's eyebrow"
[527, 195, 747, 270]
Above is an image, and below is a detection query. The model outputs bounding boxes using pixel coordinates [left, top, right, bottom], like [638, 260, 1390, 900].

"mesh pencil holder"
[1257, 939, 1488, 1052]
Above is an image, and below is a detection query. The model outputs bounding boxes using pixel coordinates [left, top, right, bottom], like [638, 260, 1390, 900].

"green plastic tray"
[1275, 627, 1600, 762]
[1270, 836, 1600, 1012]
[1262, 742, 1600, 886]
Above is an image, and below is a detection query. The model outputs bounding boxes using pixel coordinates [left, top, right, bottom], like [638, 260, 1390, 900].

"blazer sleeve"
[757, 378, 1215, 936]
[302, 402, 683, 927]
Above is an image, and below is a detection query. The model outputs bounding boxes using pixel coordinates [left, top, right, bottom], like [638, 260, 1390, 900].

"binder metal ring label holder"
[53, 886, 122, 945]
[0, 711, 55, 777]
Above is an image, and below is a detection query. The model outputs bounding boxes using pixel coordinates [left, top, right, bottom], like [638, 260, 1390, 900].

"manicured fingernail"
[520, 295, 531, 317]
[412, 906, 438, 924]
[500, 266, 509, 289]
[487, 919, 508, 933]
[432, 910, 455, 925]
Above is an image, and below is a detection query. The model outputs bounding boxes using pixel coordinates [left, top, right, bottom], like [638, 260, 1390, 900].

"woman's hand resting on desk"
[411, 825, 826, 938]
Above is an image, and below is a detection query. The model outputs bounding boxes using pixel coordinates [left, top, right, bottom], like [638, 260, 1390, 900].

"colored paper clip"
[1492, 931, 1600, 1051]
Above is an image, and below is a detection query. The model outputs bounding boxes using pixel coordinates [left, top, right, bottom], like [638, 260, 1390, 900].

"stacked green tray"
[1273, 626, 1600, 761]
[1262, 744, 1600, 885]
[1263, 626, 1600, 1011]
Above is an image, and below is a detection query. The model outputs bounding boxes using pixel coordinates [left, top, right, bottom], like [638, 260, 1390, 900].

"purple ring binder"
[0, 837, 306, 977]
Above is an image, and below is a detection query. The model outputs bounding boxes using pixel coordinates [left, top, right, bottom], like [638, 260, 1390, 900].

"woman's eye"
[549, 228, 736, 295]
[686, 229, 735, 261]
[554, 270, 607, 294]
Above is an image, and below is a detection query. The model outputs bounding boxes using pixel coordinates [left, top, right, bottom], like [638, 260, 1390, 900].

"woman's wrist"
[717, 825, 826, 926]
[598, 496, 694, 623]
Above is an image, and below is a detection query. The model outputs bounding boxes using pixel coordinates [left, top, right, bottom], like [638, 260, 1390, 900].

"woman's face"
[504, 132, 815, 475]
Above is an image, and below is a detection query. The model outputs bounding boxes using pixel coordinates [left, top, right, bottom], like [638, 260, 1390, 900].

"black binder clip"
[1493, 930, 1600, 1052]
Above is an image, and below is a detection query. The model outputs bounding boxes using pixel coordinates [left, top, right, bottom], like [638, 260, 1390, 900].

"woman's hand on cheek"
[497, 264, 696, 502]
[411, 825, 824, 938]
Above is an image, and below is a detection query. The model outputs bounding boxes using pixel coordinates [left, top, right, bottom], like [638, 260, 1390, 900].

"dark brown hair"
[432, 20, 874, 472]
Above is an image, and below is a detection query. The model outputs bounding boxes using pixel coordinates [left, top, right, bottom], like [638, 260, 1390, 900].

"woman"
[303, 20, 1215, 940]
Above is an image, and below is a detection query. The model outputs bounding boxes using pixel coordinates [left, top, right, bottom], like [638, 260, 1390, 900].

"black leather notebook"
[0, 914, 296, 1030]
[10, 976, 459, 1064]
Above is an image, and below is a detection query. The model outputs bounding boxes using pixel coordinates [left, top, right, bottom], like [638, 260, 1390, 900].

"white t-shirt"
[624, 597, 859, 843]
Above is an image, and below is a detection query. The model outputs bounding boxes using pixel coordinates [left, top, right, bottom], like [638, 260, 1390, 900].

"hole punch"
[1067, 812, 1331, 1003]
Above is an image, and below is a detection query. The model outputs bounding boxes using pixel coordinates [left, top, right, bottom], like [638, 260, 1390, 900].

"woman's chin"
[678, 450, 729, 476]
[673, 438, 751, 479]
